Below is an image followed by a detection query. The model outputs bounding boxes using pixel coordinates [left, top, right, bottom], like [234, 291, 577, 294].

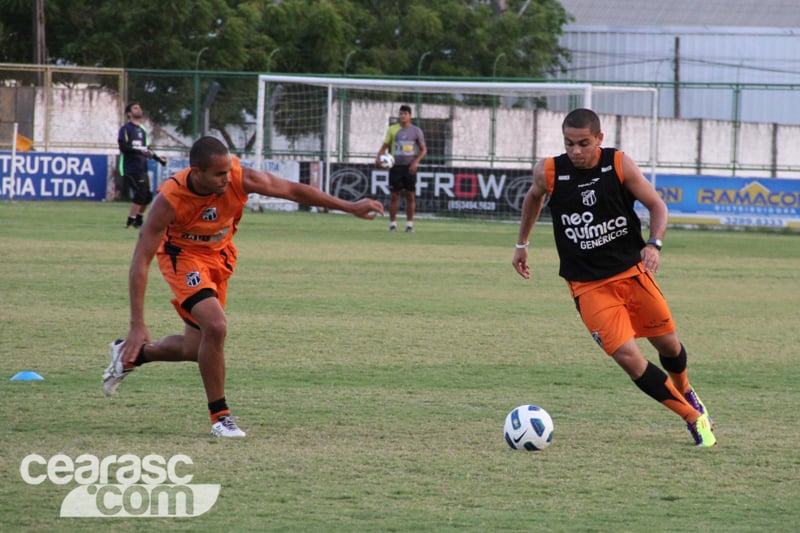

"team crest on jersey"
[581, 189, 597, 207]
[202, 207, 218, 222]
[186, 271, 202, 288]
[592, 331, 603, 347]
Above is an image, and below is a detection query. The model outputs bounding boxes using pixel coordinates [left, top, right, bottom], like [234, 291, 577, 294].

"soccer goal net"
[254, 75, 658, 219]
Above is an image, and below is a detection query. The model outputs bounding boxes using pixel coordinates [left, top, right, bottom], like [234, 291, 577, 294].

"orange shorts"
[569, 263, 675, 355]
[156, 242, 238, 327]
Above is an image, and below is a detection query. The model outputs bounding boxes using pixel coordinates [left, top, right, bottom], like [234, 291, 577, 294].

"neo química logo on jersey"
[19, 453, 220, 517]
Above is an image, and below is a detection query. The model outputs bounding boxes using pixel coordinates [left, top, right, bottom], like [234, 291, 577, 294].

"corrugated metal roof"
[557, 0, 800, 28]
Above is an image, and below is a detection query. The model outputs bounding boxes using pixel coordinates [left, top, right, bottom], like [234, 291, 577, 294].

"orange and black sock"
[659, 344, 690, 394]
[208, 397, 230, 423]
[633, 361, 698, 423]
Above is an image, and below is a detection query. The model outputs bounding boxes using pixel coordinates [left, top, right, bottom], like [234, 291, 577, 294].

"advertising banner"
[3, 153, 797, 231]
[656, 174, 800, 229]
[328, 163, 532, 217]
[328, 163, 800, 229]
[1, 151, 108, 201]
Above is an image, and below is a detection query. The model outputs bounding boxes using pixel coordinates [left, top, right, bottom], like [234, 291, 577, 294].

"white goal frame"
[255, 75, 659, 192]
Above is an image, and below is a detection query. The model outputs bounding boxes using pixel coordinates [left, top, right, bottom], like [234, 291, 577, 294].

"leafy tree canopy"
[0, 0, 572, 148]
[1, 0, 571, 76]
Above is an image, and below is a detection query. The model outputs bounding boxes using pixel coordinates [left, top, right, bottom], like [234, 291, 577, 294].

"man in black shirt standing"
[118, 102, 165, 228]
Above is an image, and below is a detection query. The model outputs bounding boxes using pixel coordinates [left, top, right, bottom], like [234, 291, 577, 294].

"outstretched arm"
[242, 167, 384, 219]
[512, 160, 548, 280]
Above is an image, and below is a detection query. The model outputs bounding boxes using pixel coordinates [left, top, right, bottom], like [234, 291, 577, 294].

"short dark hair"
[190, 136, 229, 169]
[124, 102, 140, 115]
[562, 108, 601, 135]
[399, 104, 412, 114]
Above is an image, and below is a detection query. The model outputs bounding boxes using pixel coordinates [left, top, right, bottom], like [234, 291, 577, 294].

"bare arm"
[409, 142, 427, 174]
[120, 194, 174, 363]
[242, 167, 384, 219]
[620, 153, 668, 272]
[512, 160, 548, 280]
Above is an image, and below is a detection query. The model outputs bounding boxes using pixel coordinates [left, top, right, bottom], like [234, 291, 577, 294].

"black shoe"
[125, 216, 136, 228]
[133, 214, 144, 228]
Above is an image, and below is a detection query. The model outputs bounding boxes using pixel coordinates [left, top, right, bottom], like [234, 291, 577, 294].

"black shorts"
[125, 173, 153, 205]
[389, 165, 417, 192]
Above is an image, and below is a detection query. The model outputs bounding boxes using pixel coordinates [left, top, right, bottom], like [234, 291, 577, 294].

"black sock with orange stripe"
[659, 344, 689, 394]
[633, 361, 698, 423]
[208, 398, 230, 423]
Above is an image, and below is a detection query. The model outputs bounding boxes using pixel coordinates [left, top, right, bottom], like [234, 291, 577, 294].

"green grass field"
[1, 201, 798, 532]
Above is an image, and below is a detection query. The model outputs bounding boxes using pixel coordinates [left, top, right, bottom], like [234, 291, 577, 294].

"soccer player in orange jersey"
[103, 136, 384, 437]
[512, 108, 716, 447]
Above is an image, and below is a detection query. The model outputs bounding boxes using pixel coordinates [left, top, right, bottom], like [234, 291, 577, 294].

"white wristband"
[515, 242, 529, 249]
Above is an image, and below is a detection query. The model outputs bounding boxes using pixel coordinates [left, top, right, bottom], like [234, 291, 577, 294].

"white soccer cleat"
[102, 339, 133, 396]
[211, 415, 246, 438]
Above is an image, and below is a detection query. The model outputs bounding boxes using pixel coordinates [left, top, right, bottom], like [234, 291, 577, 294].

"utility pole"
[673, 36, 681, 119]
[33, 0, 46, 87]
[34, 0, 46, 64]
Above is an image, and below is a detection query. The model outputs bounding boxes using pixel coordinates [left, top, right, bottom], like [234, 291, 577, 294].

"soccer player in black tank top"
[511, 108, 717, 447]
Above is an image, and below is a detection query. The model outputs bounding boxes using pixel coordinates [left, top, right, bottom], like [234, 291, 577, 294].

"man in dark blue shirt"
[118, 102, 165, 228]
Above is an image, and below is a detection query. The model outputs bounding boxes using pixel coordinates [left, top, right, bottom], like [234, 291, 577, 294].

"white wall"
[34, 87, 119, 152]
[23, 87, 800, 180]
[341, 101, 800, 179]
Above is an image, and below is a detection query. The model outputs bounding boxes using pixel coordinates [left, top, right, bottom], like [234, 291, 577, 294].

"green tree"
[333, 0, 571, 78]
[0, 0, 38, 63]
[0, 0, 572, 149]
[2, 0, 570, 77]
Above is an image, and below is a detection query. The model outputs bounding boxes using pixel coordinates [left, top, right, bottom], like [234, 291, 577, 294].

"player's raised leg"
[650, 335, 716, 433]
[102, 332, 193, 396]
[613, 339, 716, 447]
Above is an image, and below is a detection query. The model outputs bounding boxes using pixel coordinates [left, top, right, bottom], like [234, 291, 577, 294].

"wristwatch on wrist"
[646, 238, 663, 251]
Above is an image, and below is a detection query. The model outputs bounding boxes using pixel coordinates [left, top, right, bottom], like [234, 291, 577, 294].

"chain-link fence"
[3, 63, 800, 178]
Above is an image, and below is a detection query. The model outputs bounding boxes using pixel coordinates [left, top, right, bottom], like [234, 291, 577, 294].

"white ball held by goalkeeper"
[379, 153, 394, 169]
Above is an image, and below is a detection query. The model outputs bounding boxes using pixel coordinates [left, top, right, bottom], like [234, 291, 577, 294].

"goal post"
[254, 74, 658, 217]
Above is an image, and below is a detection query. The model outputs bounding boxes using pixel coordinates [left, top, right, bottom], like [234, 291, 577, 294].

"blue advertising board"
[327, 163, 800, 228]
[2, 152, 798, 231]
[1, 151, 108, 201]
[656, 174, 800, 229]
